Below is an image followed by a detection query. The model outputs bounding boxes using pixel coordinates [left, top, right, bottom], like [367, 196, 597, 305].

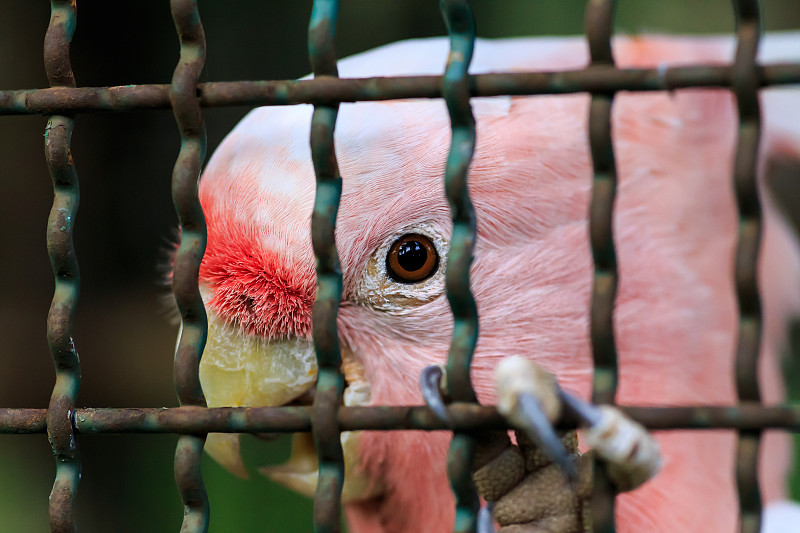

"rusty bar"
[585, 0, 620, 531]
[169, 1, 210, 532]
[2, 63, 799, 116]
[6, 403, 800, 435]
[43, 1, 81, 532]
[731, 2, 764, 532]
[438, 1, 481, 532]
[0, 5, 795, 533]
[307, 1, 345, 532]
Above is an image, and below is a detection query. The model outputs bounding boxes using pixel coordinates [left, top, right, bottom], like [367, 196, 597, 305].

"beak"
[198, 310, 383, 501]
[199, 313, 318, 479]
[205, 433, 249, 479]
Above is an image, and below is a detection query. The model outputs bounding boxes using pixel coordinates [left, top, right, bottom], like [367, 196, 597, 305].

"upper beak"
[199, 311, 319, 479]
[197, 309, 383, 502]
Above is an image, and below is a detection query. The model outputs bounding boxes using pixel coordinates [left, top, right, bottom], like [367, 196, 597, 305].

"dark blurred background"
[1, 1, 799, 531]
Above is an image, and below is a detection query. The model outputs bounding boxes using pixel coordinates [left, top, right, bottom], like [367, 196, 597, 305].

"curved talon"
[559, 389, 602, 427]
[517, 393, 579, 483]
[561, 391, 661, 492]
[496, 356, 577, 482]
[420, 364, 451, 425]
[477, 502, 496, 533]
[480, 357, 661, 531]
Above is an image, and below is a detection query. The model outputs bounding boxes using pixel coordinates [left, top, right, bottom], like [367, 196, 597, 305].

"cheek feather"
[199, 210, 316, 340]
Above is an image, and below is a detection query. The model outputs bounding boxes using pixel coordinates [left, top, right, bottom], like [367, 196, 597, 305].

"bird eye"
[386, 234, 439, 283]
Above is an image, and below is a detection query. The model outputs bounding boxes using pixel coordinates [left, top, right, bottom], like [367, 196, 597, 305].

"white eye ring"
[356, 223, 448, 313]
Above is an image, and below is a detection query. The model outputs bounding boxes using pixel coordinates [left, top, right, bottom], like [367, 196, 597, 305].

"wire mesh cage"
[1, 1, 800, 532]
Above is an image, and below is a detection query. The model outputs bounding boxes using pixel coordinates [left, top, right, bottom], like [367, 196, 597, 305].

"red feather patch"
[199, 210, 315, 340]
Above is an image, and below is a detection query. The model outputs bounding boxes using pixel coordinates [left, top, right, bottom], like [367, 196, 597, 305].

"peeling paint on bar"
[584, 1, 620, 531]
[43, 1, 82, 531]
[730, 2, 765, 532]
[169, 1, 210, 532]
[5, 404, 800, 435]
[439, 1, 481, 532]
[1, 64, 800, 116]
[307, 2, 346, 532]
[0, 2, 796, 532]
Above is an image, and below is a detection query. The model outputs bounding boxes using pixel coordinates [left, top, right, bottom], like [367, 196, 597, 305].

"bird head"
[195, 78, 595, 531]
[187, 36, 799, 533]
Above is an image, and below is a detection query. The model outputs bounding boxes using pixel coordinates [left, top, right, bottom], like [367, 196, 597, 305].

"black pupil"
[397, 240, 428, 272]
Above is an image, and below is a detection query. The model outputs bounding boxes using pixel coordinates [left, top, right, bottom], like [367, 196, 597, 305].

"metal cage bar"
[1, 1, 799, 532]
[307, 1, 347, 531]
[43, 1, 81, 532]
[439, 1, 481, 531]
[731, 1, 765, 531]
[5, 403, 800, 435]
[3, 64, 800, 115]
[584, 0, 620, 531]
[169, 1, 210, 532]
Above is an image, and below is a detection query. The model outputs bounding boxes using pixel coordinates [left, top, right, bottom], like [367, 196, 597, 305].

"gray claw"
[420, 365, 451, 425]
[518, 392, 579, 483]
[477, 502, 496, 533]
[559, 389, 603, 427]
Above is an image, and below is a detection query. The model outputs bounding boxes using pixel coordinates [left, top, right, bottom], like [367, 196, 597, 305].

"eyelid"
[355, 223, 449, 312]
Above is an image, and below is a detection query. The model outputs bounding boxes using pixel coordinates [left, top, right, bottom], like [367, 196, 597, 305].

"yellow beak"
[197, 310, 382, 502]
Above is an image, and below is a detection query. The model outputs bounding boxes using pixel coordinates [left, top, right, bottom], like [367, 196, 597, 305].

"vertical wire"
[730, 2, 764, 532]
[584, 0, 620, 531]
[43, 1, 81, 531]
[169, 1, 210, 531]
[439, 1, 481, 532]
[307, 1, 346, 532]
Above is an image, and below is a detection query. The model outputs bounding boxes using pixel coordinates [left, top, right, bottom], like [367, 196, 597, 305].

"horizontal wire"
[1, 63, 799, 115]
[2, 404, 800, 434]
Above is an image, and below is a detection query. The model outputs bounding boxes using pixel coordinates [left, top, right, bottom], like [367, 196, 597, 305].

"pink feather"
[198, 36, 800, 532]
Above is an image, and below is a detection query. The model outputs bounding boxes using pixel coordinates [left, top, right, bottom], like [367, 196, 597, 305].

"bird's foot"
[419, 357, 661, 533]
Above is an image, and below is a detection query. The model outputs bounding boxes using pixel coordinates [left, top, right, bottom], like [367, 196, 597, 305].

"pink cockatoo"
[191, 35, 800, 532]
